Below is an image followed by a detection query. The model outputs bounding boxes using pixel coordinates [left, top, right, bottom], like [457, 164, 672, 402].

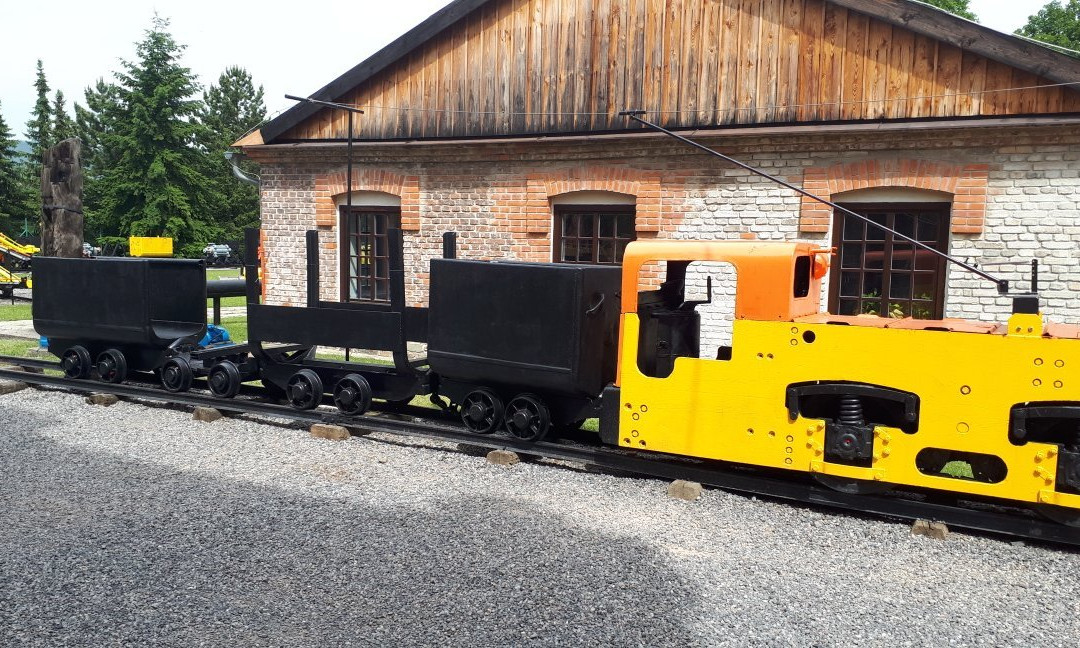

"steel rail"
[1, 365, 1077, 547]
[0, 354, 59, 371]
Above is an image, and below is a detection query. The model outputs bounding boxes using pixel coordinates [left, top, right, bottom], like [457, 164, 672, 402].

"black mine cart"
[33, 256, 214, 384]
[428, 259, 622, 441]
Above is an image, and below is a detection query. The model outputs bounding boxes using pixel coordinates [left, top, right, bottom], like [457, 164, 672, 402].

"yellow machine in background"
[0, 231, 39, 259]
[129, 236, 174, 258]
[0, 231, 35, 298]
[0, 264, 25, 296]
[614, 240, 1080, 525]
[0, 231, 38, 267]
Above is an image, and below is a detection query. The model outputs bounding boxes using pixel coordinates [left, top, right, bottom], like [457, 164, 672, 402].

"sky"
[0, 0, 1061, 140]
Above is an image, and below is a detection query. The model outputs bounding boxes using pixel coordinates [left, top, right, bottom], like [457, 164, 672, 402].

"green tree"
[24, 59, 52, 162]
[1017, 1, 1080, 54]
[198, 66, 266, 240]
[75, 79, 124, 244]
[51, 90, 76, 143]
[919, 0, 978, 21]
[97, 16, 220, 256]
[0, 102, 33, 234]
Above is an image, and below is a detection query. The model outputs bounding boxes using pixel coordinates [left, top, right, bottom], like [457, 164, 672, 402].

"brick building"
[236, 0, 1080, 350]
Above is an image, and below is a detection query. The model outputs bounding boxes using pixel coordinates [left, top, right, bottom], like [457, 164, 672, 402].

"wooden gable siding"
[281, 0, 1080, 141]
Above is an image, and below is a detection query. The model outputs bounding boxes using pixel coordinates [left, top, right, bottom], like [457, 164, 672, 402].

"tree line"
[0, 16, 265, 257]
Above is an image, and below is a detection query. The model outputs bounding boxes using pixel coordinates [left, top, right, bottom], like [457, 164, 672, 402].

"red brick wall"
[317, 169, 422, 230]
[800, 159, 990, 234]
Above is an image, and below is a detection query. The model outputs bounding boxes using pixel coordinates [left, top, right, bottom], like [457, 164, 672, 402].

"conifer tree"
[0, 102, 32, 233]
[198, 66, 267, 239]
[75, 79, 123, 243]
[51, 90, 76, 143]
[98, 16, 219, 256]
[24, 59, 52, 162]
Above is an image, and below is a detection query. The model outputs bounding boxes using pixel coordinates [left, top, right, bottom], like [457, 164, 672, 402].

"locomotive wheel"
[287, 369, 324, 410]
[160, 357, 194, 393]
[208, 361, 242, 399]
[333, 374, 373, 416]
[60, 345, 92, 379]
[460, 389, 504, 434]
[812, 474, 894, 495]
[504, 394, 551, 442]
[95, 349, 128, 384]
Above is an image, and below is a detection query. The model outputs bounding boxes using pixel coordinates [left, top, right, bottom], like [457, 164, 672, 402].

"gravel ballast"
[2, 388, 1079, 647]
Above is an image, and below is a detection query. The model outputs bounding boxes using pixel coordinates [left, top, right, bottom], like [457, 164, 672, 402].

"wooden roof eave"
[236, 113, 1080, 153]
[831, 0, 1080, 84]
[258, 0, 487, 144]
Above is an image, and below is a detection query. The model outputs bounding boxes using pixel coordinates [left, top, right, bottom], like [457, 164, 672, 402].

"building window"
[830, 204, 949, 319]
[340, 207, 400, 302]
[554, 206, 636, 264]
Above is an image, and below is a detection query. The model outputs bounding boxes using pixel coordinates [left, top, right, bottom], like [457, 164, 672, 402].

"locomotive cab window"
[636, 260, 736, 378]
[793, 256, 812, 298]
[340, 207, 401, 302]
[830, 204, 949, 319]
[555, 206, 635, 264]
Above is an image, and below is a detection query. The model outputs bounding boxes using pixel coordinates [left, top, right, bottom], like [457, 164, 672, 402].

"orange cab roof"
[620, 240, 829, 321]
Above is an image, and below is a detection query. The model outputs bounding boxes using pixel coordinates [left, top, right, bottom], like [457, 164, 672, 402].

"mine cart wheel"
[333, 374, 373, 416]
[60, 345, 93, 379]
[287, 369, 324, 410]
[812, 474, 893, 495]
[160, 357, 194, 393]
[504, 394, 551, 442]
[95, 349, 128, 384]
[208, 361, 242, 399]
[460, 389, 504, 435]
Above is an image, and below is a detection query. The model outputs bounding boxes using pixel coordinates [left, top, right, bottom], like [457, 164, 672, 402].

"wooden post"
[39, 138, 84, 258]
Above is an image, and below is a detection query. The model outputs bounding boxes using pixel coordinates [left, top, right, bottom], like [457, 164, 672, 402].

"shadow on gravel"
[0, 429, 699, 648]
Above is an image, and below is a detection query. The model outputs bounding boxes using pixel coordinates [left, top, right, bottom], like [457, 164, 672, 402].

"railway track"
[2, 356, 1078, 548]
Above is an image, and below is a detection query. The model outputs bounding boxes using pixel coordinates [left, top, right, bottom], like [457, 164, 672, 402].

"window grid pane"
[831, 206, 948, 320]
[342, 209, 400, 303]
[556, 208, 636, 265]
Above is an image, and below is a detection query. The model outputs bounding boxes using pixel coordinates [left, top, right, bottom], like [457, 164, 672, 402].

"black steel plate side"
[2, 366, 1078, 548]
[249, 304, 401, 350]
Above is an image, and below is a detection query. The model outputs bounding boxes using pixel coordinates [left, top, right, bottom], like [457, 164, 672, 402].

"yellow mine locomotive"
[606, 238, 1080, 526]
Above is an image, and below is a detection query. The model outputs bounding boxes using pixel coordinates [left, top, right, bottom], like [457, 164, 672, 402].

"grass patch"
[218, 316, 248, 343]
[0, 338, 40, 358]
[0, 303, 32, 321]
[208, 295, 246, 308]
[206, 268, 243, 281]
[942, 461, 974, 479]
